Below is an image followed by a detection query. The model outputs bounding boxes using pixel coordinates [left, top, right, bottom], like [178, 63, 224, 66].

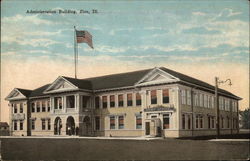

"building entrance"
[66, 116, 75, 135]
[54, 117, 62, 135]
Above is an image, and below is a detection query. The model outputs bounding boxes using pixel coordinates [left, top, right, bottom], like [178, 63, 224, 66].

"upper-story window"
[118, 94, 124, 107]
[31, 103, 35, 113]
[151, 90, 157, 104]
[181, 90, 186, 105]
[127, 93, 133, 106]
[54, 97, 62, 109]
[211, 96, 214, 108]
[42, 101, 46, 112]
[204, 95, 208, 108]
[47, 100, 50, 112]
[36, 102, 40, 112]
[110, 95, 115, 108]
[102, 96, 107, 109]
[13, 104, 17, 113]
[199, 94, 203, 107]
[219, 97, 224, 110]
[95, 97, 100, 109]
[163, 89, 169, 104]
[20, 103, 23, 113]
[187, 90, 191, 105]
[82, 96, 89, 109]
[194, 93, 199, 106]
[66, 95, 75, 108]
[136, 93, 141, 106]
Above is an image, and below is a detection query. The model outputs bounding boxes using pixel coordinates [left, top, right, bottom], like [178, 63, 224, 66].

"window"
[118, 116, 124, 129]
[208, 116, 211, 129]
[14, 121, 17, 130]
[163, 89, 169, 104]
[95, 97, 100, 109]
[118, 94, 124, 107]
[31, 120, 35, 130]
[36, 102, 40, 112]
[127, 93, 133, 106]
[196, 116, 199, 129]
[187, 90, 191, 105]
[227, 117, 230, 128]
[110, 95, 115, 107]
[194, 93, 199, 106]
[110, 116, 115, 129]
[136, 115, 142, 129]
[19, 121, 23, 130]
[182, 114, 185, 129]
[221, 117, 224, 128]
[211, 96, 214, 108]
[42, 101, 46, 112]
[187, 115, 191, 129]
[136, 93, 141, 106]
[66, 95, 75, 108]
[54, 97, 62, 109]
[48, 119, 51, 130]
[204, 95, 208, 108]
[200, 116, 203, 128]
[181, 90, 186, 105]
[14, 104, 17, 113]
[163, 114, 170, 129]
[199, 94, 203, 107]
[95, 116, 100, 130]
[102, 96, 107, 108]
[151, 90, 157, 104]
[42, 119, 46, 130]
[31, 103, 35, 112]
[82, 96, 89, 109]
[212, 117, 215, 129]
[20, 103, 23, 113]
[47, 100, 50, 112]
[208, 96, 211, 108]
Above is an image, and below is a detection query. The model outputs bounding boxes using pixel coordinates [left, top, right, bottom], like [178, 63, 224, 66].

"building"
[5, 67, 241, 137]
[0, 122, 10, 136]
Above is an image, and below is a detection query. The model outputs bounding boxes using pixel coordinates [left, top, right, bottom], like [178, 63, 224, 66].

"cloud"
[192, 12, 206, 16]
[2, 14, 54, 25]
[182, 26, 221, 35]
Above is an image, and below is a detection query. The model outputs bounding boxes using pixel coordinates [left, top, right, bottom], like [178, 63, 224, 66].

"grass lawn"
[0, 137, 249, 160]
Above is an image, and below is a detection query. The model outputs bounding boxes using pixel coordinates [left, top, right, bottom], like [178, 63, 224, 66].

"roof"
[0, 122, 9, 127]
[16, 88, 32, 97]
[10, 67, 241, 99]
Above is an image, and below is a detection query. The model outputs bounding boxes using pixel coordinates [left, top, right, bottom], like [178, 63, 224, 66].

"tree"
[239, 108, 250, 129]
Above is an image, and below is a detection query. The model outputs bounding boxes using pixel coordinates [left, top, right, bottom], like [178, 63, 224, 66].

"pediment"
[5, 89, 26, 100]
[44, 76, 78, 94]
[135, 67, 179, 86]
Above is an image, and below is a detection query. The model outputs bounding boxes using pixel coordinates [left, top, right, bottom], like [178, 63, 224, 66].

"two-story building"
[5, 67, 241, 137]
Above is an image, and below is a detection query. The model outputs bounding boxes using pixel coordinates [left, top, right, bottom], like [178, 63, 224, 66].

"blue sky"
[1, 0, 249, 65]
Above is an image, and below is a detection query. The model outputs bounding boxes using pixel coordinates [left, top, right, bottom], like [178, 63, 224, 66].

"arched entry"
[82, 116, 91, 136]
[54, 117, 62, 135]
[66, 116, 75, 135]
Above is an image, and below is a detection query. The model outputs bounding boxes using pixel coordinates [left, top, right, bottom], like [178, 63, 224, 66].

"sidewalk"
[209, 139, 250, 142]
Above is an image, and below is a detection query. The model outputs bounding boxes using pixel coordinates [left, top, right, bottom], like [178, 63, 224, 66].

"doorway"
[66, 116, 75, 135]
[145, 122, 150, 135]
[54, 117, 62, 135]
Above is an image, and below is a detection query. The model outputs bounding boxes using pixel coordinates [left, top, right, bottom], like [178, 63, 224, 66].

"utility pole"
[215, 77, 232, 139]
[215, 77, 220, 138]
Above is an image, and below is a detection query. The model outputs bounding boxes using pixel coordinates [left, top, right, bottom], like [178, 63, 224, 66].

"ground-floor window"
[31, 120, 35, 130]
[187, 115, 191, 129]
[42, 119, 46, 130]
[110, 116, 115, 129]
[118, 116, 124, 129]
[208, 116, 211, 129]
[163, 114, 170, 129]
[227, 117, 230, 128]
[95, 116, 100, 130]
[48, 119, 51, 130]
[211, 117, 215, 129]
[13, 121, 17, 130]
[182, 114, 185, 129]
[136, 115, 142, 129]
[221, 117, 224, 129]
[195, 115, 203, 129]
[19, 121, 23, 130]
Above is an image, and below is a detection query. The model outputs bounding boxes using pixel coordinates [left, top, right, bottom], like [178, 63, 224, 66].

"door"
[145, 122, 150, 135]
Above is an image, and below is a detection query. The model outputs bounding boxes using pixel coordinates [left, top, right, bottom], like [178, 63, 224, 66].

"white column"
[124, 94, 127, 107]
[115, 94, 118, 108]
[63, 96, 66, 113]
[100, 96, 103, 109]
[132, 93, 136, 107]
[107, 95, 110, 108]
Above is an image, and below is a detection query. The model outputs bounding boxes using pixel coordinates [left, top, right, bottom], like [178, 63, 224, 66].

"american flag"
[75, 30, 94, 49]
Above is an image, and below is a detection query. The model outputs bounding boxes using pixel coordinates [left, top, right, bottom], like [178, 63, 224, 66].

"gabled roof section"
[29, 84, 51, 97]
[84, 68, 152, 90]
[62, 76, 92, 90]
[5, 88, 31, 100]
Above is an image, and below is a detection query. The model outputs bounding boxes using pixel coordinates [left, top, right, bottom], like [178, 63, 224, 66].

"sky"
[1, 0, 249, 122]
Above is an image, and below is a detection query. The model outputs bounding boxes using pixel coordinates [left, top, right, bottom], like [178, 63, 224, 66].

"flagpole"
[74, 26, 77, 79]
